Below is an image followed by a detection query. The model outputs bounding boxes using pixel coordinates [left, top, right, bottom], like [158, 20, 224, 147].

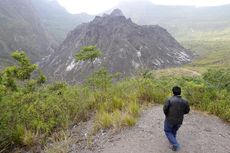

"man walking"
[163, 86, 190, 151]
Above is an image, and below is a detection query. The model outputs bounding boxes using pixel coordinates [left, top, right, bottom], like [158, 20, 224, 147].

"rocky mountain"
[42, 9, 193, 82]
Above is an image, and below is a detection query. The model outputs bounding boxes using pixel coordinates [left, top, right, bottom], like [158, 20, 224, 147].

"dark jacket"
[163, 95, 190, 125]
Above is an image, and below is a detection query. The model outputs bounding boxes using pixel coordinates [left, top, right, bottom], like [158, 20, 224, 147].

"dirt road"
[75, 105, 230, 153]
[45, 105, 230, 153]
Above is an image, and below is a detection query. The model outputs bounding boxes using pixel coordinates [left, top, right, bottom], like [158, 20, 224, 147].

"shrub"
[127, 101, 140, 117]
[95, 110, 113, 129]
[85, 68, 112, 92]
[112, 110, 122, 129]
[203, 68, 230, 91]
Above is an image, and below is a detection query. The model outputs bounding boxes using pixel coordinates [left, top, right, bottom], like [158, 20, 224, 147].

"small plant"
[127, 101, 140, 117]
[122, 114, 137, 127]
[44, 131, 70, 153]
[95, 110, 113, 129]
[112, 110, 122, 129]
[111, 96, 124, 111]
[85, 68, 112, 92]
[22, 130, 38, 147]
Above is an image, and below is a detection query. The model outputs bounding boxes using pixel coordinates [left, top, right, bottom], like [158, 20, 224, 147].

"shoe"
[172, 145, 177, 151]
[169, 145, 178, 151]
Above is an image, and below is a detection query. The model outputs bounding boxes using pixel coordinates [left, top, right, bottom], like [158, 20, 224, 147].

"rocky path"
[74, 105, 230, 153]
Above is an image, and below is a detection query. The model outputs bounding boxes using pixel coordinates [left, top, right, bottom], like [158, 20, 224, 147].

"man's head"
[172, 86, 181, 95]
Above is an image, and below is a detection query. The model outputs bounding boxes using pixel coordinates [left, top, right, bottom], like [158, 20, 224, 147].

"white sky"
[57, 0, 230, 14]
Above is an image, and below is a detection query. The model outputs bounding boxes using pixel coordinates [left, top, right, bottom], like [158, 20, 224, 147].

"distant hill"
[112, 1, 230, 39]
[0, 0, 93, 66]
[41, 9, 193, 82]
[31, 0, 94, 42]
[0, 0, 56, 65]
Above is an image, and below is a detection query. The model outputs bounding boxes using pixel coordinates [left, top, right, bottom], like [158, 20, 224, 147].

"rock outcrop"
[43, 9, 193, 82]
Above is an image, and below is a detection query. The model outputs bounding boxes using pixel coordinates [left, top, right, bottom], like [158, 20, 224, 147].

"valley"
[0, 0, 230, 152]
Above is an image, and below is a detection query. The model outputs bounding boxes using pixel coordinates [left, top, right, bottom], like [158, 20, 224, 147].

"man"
[163, 86, 190, 151]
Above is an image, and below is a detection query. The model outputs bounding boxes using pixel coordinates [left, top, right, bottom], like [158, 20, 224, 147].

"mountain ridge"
[42, 9, 193, 82]
[0, 0, 56, 65]
[0, 0, 93, 66]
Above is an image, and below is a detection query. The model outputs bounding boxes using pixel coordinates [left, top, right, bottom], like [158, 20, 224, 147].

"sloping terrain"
[0, 0, 93, 66]
[31, 0, 93, 42]
[0, 0, 56, 65]
[113, 1, 230, 38]
[62, 105, 230, 153]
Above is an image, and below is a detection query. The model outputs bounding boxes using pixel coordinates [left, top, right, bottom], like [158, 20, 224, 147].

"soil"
[45, 105, 230, 153]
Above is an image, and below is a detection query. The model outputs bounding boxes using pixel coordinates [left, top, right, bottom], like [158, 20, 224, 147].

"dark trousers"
[164, 120, 181, 149]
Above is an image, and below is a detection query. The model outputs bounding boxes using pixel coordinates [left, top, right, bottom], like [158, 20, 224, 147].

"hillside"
[113, 1, 230, 39]
[31, 0, 94, 42]
[42, 9, 193, 82]
[0, 0, 93, 67]
[0, 0, 56, 65]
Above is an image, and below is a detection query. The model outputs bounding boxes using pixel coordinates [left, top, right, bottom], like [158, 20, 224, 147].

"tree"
[0, 51, 46, 91]
[85, 68, 112, 92]
[75, 45, 102, 68]
[11, 51, 37, 80]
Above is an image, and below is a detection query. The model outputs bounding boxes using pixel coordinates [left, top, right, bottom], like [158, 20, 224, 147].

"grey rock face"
[0, 0, 93, 66]
[43, 9, 193, 82]
[0, 0, 56, 64]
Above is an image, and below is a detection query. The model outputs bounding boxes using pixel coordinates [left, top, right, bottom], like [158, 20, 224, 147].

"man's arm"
[184, 101, 190, 114]
[163, 99, 170, 116]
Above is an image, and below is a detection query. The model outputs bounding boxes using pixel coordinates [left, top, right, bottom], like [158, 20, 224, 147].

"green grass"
[175, 29, 230, 73]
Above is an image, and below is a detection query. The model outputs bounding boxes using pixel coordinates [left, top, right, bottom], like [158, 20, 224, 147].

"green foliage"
[0, 84, 95, 151]
[1, 66, 17, 91]
[0, 51, 48, 151]
[85, 68, 112, 92]
[203, 69, 230, 91]
[11, 51, 37, 80]
[37, 70, 47, 85]
[127, 101, 140, 118]
[75, 45, 102, 67]
[95, 111, 113, 129]
[0, 51, 45, 92]
[182, 31, 230, 71]
[122, 114, 137, 127]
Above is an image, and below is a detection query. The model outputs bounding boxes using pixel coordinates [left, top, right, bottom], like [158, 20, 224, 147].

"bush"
[203, 68, 230, 91]
[122, 114, 137, 127]
[95, 110, 113, 129]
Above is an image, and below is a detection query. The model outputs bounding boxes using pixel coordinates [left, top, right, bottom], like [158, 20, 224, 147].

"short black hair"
[172, 86, 181, 95]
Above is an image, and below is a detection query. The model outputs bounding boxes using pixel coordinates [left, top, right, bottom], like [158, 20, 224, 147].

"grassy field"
[152, 29, 230, 76]
[177, 29, 230, 72]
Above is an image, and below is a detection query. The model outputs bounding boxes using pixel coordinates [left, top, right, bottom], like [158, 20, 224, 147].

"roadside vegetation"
[0, 48, 230, 152]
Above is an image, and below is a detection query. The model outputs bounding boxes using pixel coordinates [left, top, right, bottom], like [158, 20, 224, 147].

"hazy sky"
[57, 0, 230, 14]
